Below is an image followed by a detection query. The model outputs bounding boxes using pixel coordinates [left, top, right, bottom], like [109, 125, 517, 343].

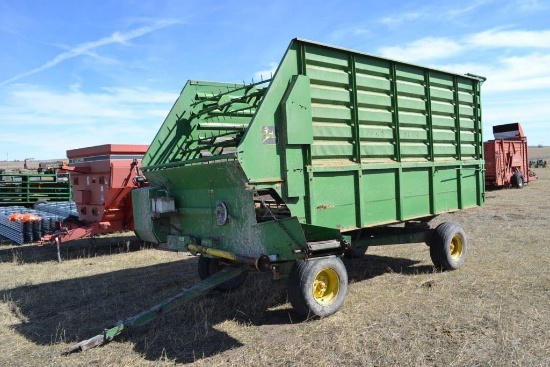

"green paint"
[135, 38, 485, 262]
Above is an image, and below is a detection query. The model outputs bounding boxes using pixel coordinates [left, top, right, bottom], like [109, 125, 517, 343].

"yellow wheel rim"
[312, 268, 340, 305]
[449, 234, 464, 261]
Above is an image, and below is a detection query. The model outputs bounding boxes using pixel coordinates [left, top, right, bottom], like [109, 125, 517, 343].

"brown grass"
[1, 148, 549, 366]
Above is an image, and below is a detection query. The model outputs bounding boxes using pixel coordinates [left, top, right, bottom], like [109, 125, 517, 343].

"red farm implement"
[484, 123, 537, 189]
[41, 144, 148, 259]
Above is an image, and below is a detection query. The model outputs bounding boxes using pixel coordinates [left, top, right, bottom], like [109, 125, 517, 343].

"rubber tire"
[197, 256, 248, 291]
[287, 257, 348, 317]
[511, 172, 524, 189]
[430, 222, 467, 271]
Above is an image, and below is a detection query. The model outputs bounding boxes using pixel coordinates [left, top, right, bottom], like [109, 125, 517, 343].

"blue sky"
[0, 0, 548, 160]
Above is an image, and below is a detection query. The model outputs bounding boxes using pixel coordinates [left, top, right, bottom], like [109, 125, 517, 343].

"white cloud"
[378, 0, 495, 28]
[0, 124, 156, 160]
[378, 37, 464, 63]
[484, 97, 550, 123]
[434, 52, 550, 93]
[0, 19, 181, 87]
[513, 0, 547, 11]
[377, 28, 550, 65]
[483, 93, 550, 143]
[0, 84, 177, 159]
[370, 25, 550, 145]
[484, 53, 550, 92]
[253, 62, 278, 82]
[468, 29, 550, 48]
[379, 12, 422, 27]
[1, 84, 177, 123]
[329, 27, 372, 41]
[376, 29, 550, 92]
[397, 28, 550, 62]
[444, 0, 495, 19]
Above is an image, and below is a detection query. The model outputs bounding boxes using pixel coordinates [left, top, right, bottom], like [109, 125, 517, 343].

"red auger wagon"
[484, 123, 537, 188]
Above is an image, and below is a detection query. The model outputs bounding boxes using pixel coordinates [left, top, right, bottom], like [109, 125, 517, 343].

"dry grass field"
[1, 148, 549, 366]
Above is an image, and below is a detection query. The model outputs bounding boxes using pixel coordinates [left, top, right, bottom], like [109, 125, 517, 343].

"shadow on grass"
[260, 253, 434, 325]
[2, 251, 433, 364]
[344, 252, 434, 281]
[0, 235, 148, 264]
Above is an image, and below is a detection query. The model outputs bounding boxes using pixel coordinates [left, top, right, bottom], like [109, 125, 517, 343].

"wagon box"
[68, 38, 485, 353]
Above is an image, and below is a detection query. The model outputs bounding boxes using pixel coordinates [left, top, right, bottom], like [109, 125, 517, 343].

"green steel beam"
[298, 43, 313, 224]
[190, 79, 271, 107]
[355, 170, 364, 227]
[453, 77, 463, 209]
[390, 63, 404, 221]
[397, 167, 404, 221]
[453, 76, 462, 161]
[349, 54, 360, 164]
[424, 70, 435, 162]
[348, 54, 364, 228]
[424, 70, 436, 214]
[352, 226, 431, 248]
[390, 63, 401, 162]
[298, 42, 307, 76]
[472, 79, 484, 206]
[142, 153, 237, 171]
[305, 160, 484, 173]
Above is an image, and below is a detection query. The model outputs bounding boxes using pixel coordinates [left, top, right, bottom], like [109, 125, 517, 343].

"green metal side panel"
[401, 169, 431, 218]
[460, 166, 480, 208]
[132, 187, 164, 243]
[309, 171, 356, 230]
[244, 39, 483, 231]
[362, 169, 397, 224]
[281, 75, 312, 198]
[238, 45, 301, 183]
[140, 161, 306, 261]
[433, 168, 460, 212]
[282, 75, 313, 145]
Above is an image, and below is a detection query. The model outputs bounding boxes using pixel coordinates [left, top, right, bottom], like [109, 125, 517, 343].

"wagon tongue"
[63, 327, 121, 354]
[62, 266, 248, 355]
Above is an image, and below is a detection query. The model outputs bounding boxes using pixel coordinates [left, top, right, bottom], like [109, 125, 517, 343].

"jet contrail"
[0, 19, 180, 87]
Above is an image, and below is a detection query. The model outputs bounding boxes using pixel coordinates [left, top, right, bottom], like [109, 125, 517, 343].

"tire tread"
[430, 222, 467, 271]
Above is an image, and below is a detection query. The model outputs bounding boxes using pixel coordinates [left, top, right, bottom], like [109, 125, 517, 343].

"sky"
[0, 0, 548, 160]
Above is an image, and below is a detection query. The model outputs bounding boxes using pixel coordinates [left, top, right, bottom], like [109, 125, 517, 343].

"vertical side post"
[390, 63, 403, 220]
[453, 76, 463, 209]
[349, 54, 364, 227]
[424, 70, 436, 214]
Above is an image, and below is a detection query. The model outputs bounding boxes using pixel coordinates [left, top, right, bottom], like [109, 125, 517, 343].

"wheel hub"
[450, 235, 463, 260]
[312, 268, 340, 305]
